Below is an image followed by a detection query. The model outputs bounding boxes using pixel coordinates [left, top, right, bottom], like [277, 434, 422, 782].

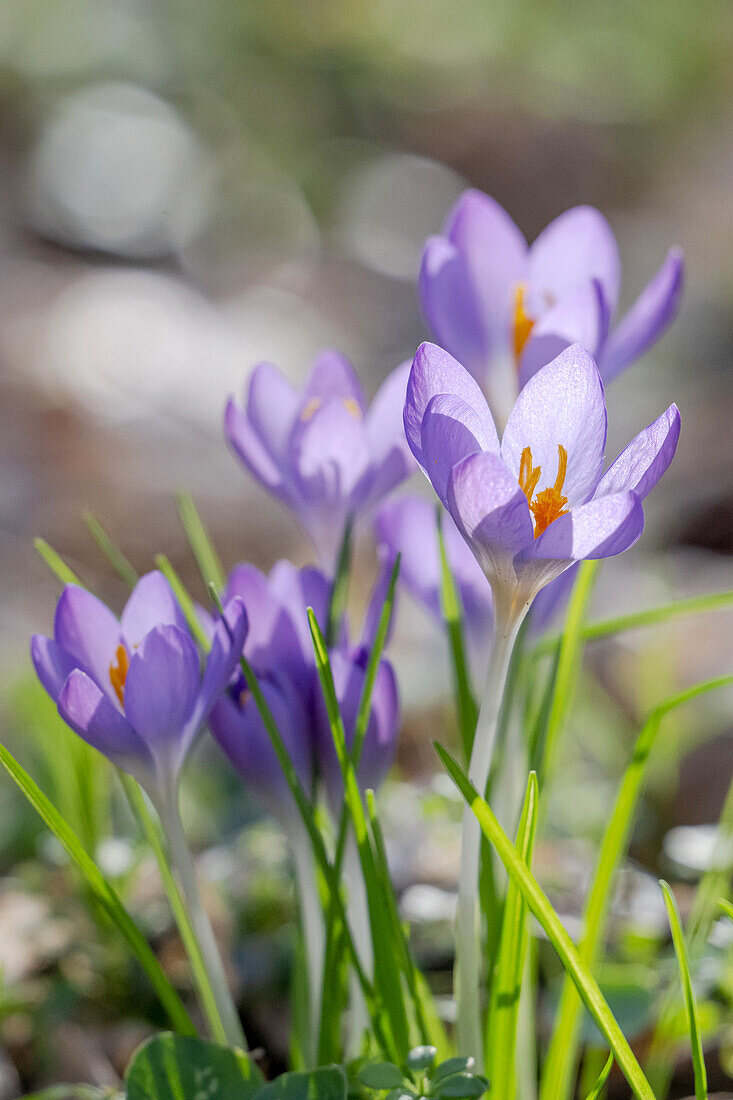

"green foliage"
[126, 1033, 262, 1100]
[354, 1049, 487, 1100]
[661, 882, 708, 1100]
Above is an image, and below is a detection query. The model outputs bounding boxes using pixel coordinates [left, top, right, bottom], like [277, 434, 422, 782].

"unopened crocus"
[420, 189, 684, 416]
[225, 350, 415, 567]
[31, 571, 247, 799]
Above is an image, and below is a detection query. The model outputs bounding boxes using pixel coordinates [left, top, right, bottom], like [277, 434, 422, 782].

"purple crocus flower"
[404, 340, 680, 620]
[225, 350, 415, 567]
[420, 189, 684, 409]
[30, 571, 247, 796]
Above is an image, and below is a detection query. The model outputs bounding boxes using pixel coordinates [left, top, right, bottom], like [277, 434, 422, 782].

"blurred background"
[1, 0, 733, 1094]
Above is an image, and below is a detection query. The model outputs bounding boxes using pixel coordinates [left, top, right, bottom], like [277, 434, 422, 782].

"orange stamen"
[513, 283, 534, 364]
[342, 397, 363, 420]
[109, 644, 129, 706]
[518, 444, 569, 538]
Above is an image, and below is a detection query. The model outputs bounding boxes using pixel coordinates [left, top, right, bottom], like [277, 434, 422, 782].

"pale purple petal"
[123, 625, 200, 751]
[597, 404, 680, 500]
[53, 585, 122, 698]
[58, 669, 153, 775]
[363, 360, 416, 505]
[268, 560, 335, 664]
[403, 342, 499, 467]
[193, 597, 249, 729]
[421, 393, 492, 504]
[419, 237, 491, 380]
[120, 571, 188, 650]
[247, 361, 300, 465]
[224, 396, 289, 499]
[447, 451, 534, 571]
[522, 491, 644, 562]
[528, 205, 621, 317]
[528, 564, 579, 634]
[290, 397, 373, 507]
[360, 560, 397, 651]
[518, 280, 609, 386]
[31, 635, 78, 702]
[502, 343, 607, 507]
[224, 564, 302, 678]
[599, 249, 685, 382]
[302, 349, 366, 412]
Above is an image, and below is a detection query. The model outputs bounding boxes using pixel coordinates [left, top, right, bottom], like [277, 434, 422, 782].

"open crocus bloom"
[31, 571, 247, 796]
[420, 189, 684, 413]
[404, 341, 680, 623]
[225, 350, 415, 568]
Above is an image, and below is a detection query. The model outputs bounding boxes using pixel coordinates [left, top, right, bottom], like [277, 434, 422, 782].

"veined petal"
[31, 635, 78, 702]
[502, 343, 607, 507]
[528, 205, 621, 317]
[597, 404, 680, 500]
[421, 393, 493, 505]
[518, 280, 609, 386]
[53, 585, 122, 698]
[123, 625, 200, 752]
[224, 396, 288, 498]
[224, 565, 303, 682]
[247, 361, 300, 465]
[364, 360, 415, 505]
[120, 571, 188, 650]
[403, 341, 499, 468]
[419, 237, 491, 381]
[599, 248, 685, 382]
[58, 669, 153, 775]
[447, 451, 534, 573]
[522, 491, 644, 562]
[191, 597, 249, 734]
[290, 396, 372, 506]
[302, 349, 366, 412]
[268, 560, 335, 664]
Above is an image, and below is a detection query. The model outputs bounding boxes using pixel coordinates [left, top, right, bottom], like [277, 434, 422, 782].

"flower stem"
[455, 600, 527, 1066]
[157, 788, 246, 1050]
[291, 822, 325, 1064]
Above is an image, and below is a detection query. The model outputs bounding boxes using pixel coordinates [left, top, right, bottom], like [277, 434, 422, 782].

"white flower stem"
[290, 821, 325, 1063]
[455, 594, 527, 1066]
[157, 787, 246, 1050]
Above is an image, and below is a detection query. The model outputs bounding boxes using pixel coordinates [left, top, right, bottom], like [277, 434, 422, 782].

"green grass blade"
[541, 674, 733, 1100]
[155, 554, 211, 650]
[34, 537, 81, 586]
[436, 507, 477, 762]
[719, 898, 733, 921]
[584, 1054, 613, 1100]
[486, 772, 539, 1100]
[435, 743, 656, 1100]
[535, 588, 733, 657]
[326, 516, 353, 647]
[538, 560, 600, 780]
[175, 491, 225, 594]
[660, 882, 707, 1100]
[0, 740, 194, 1035]
[83, 513, 139, 588]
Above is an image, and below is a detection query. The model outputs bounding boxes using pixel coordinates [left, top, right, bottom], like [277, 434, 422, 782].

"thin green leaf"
[542, 674, 733, 1100]
[34, 537, 81, 586]
[326, 516, 353, 646]
[660, 882, 707, 1100]
[584, 1055, 613, 1100]
[436, 507, 477, 762]
[176, 490, 225, 593]
[719, 898, 733, 921]
[0, 741, 194, 1035]
[83, 513, 138, 587]
[435, 743, 656, 1100]
[486, 772, 539, 1100]
[154, 554, 210, 650]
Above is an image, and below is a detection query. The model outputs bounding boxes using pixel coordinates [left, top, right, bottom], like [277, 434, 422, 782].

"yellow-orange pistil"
[513, 283, 535, 364]
[109, 644, 129, 706]
[301, 396, 363, 422]
[518, 443, 569, 538]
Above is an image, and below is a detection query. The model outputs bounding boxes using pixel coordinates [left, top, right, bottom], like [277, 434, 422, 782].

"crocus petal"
[518, 280, 609, 387]
[599, 248, 685, 382]
[53, 585, 122, 698]
[268, 560, 336, 664]
[596, 404, 681, 500]
[419, 237, 492, 381]
[421, 393, 493, 505]
[58, 669, 153, 776]
[302, 349, 366, 412]
[224, 565, 303, 680]
[528, 564, 579, 634]
[363, 360, 416, 505]
[502, 343, 607, 507]
[290, 397, 373, 507]
[247, 361, 300, 465]
[31, 635, 78, 702]
[528, 205, 621, 317]
[224, 396, 289, 499]
[443, 189, 527, 353]
[120, 571, 188, 650]
[447, 451, 534, 573]
[192, 597, 249, 731]
[522, 491, 644, 562]
[403, 342, 500, 468]
[123, 625, 200, 753]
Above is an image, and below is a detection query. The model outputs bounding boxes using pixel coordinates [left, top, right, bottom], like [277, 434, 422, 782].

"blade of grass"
[542, 674, 733, 1100]
[175, 491, 225, 594]
[436, 508, 478, 763]
[34, 538, 81, 586]
[0, 740, 194, 1035]
[486, 771, 539, 1100]
[83, 513, 138, 588]
[326, 516, 353, 647]
[660, 881, 707, 1100]
[435, 743, 656, 1100]
[584, 1055, 613, 1100]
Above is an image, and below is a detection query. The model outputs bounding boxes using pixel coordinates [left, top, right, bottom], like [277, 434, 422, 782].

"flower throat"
[519, 443, 569, 537]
